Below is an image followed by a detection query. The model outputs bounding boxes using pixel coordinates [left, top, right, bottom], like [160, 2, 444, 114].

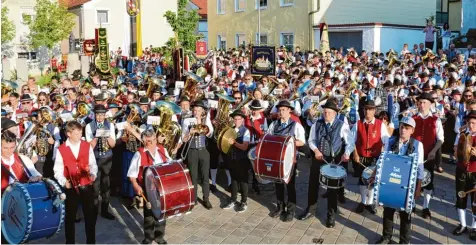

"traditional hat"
[363, 99, 377, 109]
[94, 92, 108, 101]
[139, 97, 150, 105]
[249, 100, 264, 111]
[321, 100, 339, 112]
[230, 110, 246, 118]
[94, 105, 107, 113]
[1, 119, 18, 133]
[20, 93, 33, 101]
[417, 92, 434, 103]
[191, 100, 208, 109]
[276, 100, 294, 110]
[465, 110, 476, 120]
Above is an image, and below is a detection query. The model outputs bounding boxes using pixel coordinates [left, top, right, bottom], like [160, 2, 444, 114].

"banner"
[196, 41, 207, 58]
[251, 46, 276, 76]
[83, 39, 96, 56]
[97, 28, 110, 73]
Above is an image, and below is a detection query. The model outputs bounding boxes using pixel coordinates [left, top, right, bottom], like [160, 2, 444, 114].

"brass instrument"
[1, 80, 18, 105]
[182, 70, 213, 102]
[338, 81, 358, 114]
[154, 101, 182, 157]
[181, 120, 210, 160]
[146, 75, 166, 99]
[307, 91, 329, 122]
[422, 49, 436, 61]
[234, 91, 253, 112]
[123, 104, 141, 152]
[96, 122, 110, 156]
[263, 77, 280, 115]
[213, 93, 235, 140]
[74, 102, 92, 126]
[456, 129, 472, 164]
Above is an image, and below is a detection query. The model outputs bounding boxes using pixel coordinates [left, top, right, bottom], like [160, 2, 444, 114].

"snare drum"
[253, 134, 296, 184]
[361, 166, 376, 186]
[144, 160, 195, 221]
[319, 164, 347, 189]
[421, 169, 431, 187]
[1, 179, 65, 244]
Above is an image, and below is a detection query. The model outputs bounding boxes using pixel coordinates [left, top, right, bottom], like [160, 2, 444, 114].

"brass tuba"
[213, 93, 235, 140]
[74, 102, 92, 126]
[122, 103, 141, 152]
[154, 101, 182, 157]
[456, 129, 472, 164]
[146, 75, 166, 99]
[183, 70, 213, 102]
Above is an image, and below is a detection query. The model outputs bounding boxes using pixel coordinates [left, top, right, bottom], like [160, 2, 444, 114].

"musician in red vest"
[1, 130, 42, 194]
[127, 128, 171, 244]
[352, 99, 390, 214]
[412, 92, 444, 219]
[53, 121, 98, 244]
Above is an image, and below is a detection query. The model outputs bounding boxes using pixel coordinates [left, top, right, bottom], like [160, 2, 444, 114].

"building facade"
[449, 0, 476, 34]
[189, 0, 208, 46]
[208, 0, 311, 51]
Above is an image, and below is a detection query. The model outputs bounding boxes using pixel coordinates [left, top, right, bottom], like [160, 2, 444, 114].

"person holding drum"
[267, 100, 306, 222]
[181, 100, 214, 210]
[127, 128, 171, 244]
[298, 100, 354, 228]
[375, 116, 424, 244]
[53, 121, 98, 244]
[452, 110, 476, 240]
[412, 92, 444, 219]
[223, 110, 251, 213]
[353, 99, 390, 214]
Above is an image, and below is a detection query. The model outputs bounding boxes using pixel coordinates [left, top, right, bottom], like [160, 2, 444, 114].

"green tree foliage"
[164, 0, 201, 53]
[24, 0, 75, 53]
[1, 6, 16, 43]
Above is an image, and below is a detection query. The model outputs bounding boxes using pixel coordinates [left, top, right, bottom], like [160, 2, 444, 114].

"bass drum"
[248, 146, 271, 184]
[144, 160, 195, 221]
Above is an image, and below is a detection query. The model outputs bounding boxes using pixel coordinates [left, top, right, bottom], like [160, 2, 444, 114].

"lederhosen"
[355, 119, 384, 185]
[455, 133, 476, 213]
[308, 119, 345, 217]
[89, 120, 114, 212]
[381, 136, 417, 244]
[229, 125, 249, 203]
[272, 120, 298, 213]
[186, 121, 211, 202]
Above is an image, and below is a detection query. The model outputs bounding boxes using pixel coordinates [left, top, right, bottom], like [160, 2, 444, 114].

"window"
[281, 33, 294, 52]
[218, 35, 227, 50]
[97, 10, 109, 24]
[280, 0, 294, 7]
[257, 0, 267, 8]
[236, 34, 246, 48]
[235, 0, 246, 12]
[217, 0, 225, 14]
[256, 33, 268, 45]
[17, 52, 37, 61]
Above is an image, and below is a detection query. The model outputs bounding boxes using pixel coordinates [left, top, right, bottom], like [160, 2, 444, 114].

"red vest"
[58, 140, 93, 187]
[245, 112, 266, 141]
[356, 119, 384, 158]
[459, 136, 476, 172]
[290, 113, 302, 125]
[137, 145, 166, 186]
[412, 115, 438, 156]
[1, 154, 29, 193]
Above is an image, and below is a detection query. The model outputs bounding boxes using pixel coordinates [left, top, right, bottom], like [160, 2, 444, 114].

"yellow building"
[208, 0, 313, 51]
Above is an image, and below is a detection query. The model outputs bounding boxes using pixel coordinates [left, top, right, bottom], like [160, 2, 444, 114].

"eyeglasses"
[232, 86, 238, 88]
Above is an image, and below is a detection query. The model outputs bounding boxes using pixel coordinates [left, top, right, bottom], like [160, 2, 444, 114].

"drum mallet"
[140, 193, 152, 210]
[458, 189, 476, 198]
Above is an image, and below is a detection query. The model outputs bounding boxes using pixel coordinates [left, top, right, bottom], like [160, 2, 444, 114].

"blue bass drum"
[1, 179, 65, 244]
[373, 151, 418, 213]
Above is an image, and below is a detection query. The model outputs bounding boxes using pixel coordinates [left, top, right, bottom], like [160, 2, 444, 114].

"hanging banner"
[97, 28, 110, 73]
[196, 41, 207, 58]
[83, 39, 96, 56]
[251, 46, 276, 76]
[126, 0, 140, 17]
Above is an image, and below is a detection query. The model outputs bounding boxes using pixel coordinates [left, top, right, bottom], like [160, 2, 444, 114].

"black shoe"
[75, 217, 82, 223]
[355, 203, 365, 213]
[339, 194, 346, 204]
[421, 208, 431, 219]
[270, 206, 284, 218]
[284, 212, 294, 222]
[297, 212, 314, 221]
[252, 183, 260, 195]
[227, 184, 232, 192]
[155, 238, 168, 244]
[237, 202, 247, 213]
[203, 199, 213, 210]
[142, 239, 152, 244]
[452, 224, 467, 236]
[322, 191, 328, 198]
[375, 237, 393, 244]
[365, 204, 377, 215]
[436, 167, 444, 173]
[326, 216, 335, 228]
[101, 210, 116, 220]
[470, 228, 476, 241]
[210, 184, 217, 193]
[222, 200, 238, 210]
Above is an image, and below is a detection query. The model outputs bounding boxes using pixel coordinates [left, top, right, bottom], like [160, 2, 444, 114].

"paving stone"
[336, 235, 356, 244]
[222, 235, 244, 244]
[267, 228, 289, 240]
[202, 235, 225, 244]
[261, 235, 282, 244]
[279, 235, 301, 244]
[286, 228, 306, 238]
[166, 235, 188, 244]
[231, 227, 251, 238]
[184, 234, 206, 244]
[249, 228, 269, 238]
[240, 235, 262, 244]
[298, 235, 316, 244]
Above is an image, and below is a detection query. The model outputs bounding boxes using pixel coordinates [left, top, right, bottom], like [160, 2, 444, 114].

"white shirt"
[1, 154, 41, 184]
[267, 119, 306, 143]
[308, 118, 355, 156]
[235, 126, 251, 143]
[416, 112, 445, 142]
[53, 139, 98, 187]
[127, 147, 172, 178]
[85, 121, 116, 142]
[385, 138, 425, 180]
[352, 118, 390, 147]
[181, 117, 214, 140]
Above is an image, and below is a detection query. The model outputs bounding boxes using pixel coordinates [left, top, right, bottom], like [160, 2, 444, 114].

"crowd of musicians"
[1, 44, 476, 244]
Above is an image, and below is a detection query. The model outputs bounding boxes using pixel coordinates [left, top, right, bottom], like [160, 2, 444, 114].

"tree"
[24, 0, 75, 55]
[1, 6, 16, 43]
[164, 0, 201, 53]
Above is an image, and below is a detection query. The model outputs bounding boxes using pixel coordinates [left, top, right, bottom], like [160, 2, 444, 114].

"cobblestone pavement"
[33, 156, 470, 244]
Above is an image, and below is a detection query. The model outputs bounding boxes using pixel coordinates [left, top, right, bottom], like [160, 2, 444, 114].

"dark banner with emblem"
[97, 28, 110, 74]
[251, 46, 276, 76]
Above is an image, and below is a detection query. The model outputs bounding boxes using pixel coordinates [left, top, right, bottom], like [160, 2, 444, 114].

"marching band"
[1, 44, 476, 244]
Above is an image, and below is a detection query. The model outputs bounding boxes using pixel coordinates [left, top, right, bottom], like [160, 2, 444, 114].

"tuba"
[146, 75, 166, 99]
[183, 70, 213, 102]
[154, 101, 182, 157]
[74, 102, 92, 126]
[456, 129, 472, 164]
[213, 93, 235, 140]
[1, 80, 18, 106]
[122, 104, 141, 152]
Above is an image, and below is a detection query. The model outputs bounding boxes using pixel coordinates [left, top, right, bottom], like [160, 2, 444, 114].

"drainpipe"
[309, 0, 321, 50]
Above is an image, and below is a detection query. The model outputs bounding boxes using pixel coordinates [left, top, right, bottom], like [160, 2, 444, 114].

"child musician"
[53, 121, 98, 244]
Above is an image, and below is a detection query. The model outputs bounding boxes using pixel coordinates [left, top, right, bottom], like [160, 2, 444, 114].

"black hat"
[71, 70, 82, 80]
[94, 92, 108, 101]
[153, 89, 162, 94]
[382, 80, 393, 89]
[465, 110, 476, 120]
[249, 100, 263, 110]
[276, 100, 294, 110]
[94, 104, 108, 113]
[417, 92, 434, 103]
[1, 119, 18, 133]
[108, 103, 120, 109]
[451, 89, 462, 96]
[321, 100, 339, 112]
[302, 70, 311, 76]
[363, 99, 377, 109]
[433, 84, 442, 91]
[20, 93, 33, 101]
[139, 96, 150, 105]
[179, 96, 190, 103]
[191, 100, 208, 109]
[230, 110, 246, 118]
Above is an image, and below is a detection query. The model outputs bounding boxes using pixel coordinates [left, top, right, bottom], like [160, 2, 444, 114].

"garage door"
[328, 31, 363, 52]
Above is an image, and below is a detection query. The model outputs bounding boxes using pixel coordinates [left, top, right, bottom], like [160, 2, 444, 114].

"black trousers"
[275, 167, 297, 213]
[38, 149, 55, 178]
[229, 158, 249, 203]
[382, 207, 411, 244]
[425, 41, 434, 50]
[64, 185, 97, 244]
[187, 148, 210, 201]
[143, 184, 166, 242]
[110, 141, 125, 194]
[455, 167, 476, 211]
[93, 156, 113, 211]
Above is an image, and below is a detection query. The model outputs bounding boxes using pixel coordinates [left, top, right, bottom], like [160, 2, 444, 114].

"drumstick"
[458, 188, 476, 198]
[140, 193, 152, 210]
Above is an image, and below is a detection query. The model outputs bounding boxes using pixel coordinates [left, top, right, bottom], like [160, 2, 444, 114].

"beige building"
[208, 0, 312, 51]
